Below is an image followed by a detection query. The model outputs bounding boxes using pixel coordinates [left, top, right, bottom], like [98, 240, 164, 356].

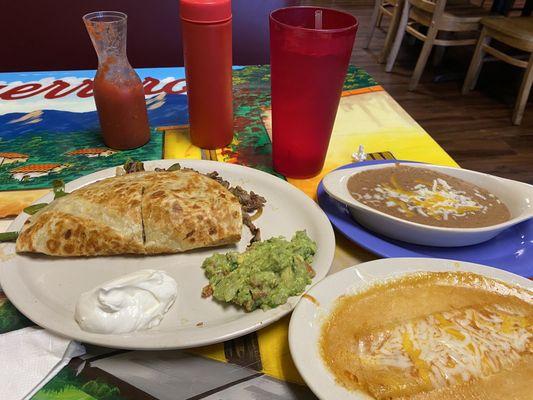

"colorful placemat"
[0, 65, 457, 399]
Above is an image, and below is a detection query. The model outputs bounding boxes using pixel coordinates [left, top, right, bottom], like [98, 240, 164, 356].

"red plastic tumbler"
[180, 0, 233, 149]
[270, 7, 358, 178]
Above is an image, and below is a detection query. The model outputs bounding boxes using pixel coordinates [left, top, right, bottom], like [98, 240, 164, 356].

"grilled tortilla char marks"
[141, 171, 242, 253]
[175, 166, 266, 244]
[18, 211, 144, 255]
[16, 170, 242, 256]
[16, 172, 147, 256]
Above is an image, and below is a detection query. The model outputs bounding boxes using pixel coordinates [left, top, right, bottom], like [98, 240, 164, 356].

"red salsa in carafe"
[84, 11, 150, 150]
[93, 70, 150, 150]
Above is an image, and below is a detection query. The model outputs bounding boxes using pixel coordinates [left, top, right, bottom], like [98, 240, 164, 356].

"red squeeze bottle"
[180, 0, 234, 149]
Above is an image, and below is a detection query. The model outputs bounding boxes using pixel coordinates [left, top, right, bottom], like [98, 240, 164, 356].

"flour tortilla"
[15, 170, 243, 256]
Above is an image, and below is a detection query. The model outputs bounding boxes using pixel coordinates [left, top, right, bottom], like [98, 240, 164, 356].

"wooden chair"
[386, 0, 490, 90]
[463, 17, 533, 125]
[462, 16, 533, 124]
[365, 0, 405, 63]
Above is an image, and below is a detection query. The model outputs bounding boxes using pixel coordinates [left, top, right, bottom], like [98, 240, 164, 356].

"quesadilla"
[15, 170, 243, 256]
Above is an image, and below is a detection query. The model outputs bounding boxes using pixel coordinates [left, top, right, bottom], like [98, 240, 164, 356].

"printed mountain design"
[0, 93, 188, 190]
[0, 93, 187, 139]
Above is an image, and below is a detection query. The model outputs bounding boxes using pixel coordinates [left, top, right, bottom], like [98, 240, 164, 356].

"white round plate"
[288, 257, 533, 400]
[0, 159, 335, 350]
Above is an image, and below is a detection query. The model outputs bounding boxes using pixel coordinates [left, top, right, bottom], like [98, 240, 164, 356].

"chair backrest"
[409, 0, 447, 15]
[409, 0, 448, 20]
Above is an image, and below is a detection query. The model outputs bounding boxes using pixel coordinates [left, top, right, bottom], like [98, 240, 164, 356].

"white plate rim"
[0, 159, 336, 350]
[288, 257, 533, 400]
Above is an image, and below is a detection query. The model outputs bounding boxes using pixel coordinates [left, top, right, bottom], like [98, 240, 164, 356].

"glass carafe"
[83, 11, 150, 150]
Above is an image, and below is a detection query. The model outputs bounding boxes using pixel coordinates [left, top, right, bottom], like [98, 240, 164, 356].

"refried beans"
[347, 165, 510, 228]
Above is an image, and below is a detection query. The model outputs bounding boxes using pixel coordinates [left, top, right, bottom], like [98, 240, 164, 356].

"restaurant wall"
[1, 0, 297, 72]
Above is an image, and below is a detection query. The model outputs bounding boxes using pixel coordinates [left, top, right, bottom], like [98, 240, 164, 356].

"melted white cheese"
[356, 304, 532, 391]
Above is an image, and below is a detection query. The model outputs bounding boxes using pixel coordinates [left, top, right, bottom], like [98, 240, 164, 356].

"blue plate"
[317, 160, 533, 277]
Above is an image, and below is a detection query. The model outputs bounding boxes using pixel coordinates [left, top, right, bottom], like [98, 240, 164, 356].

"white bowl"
[322, 162, 533, 247]
[289, 257, 533, 400]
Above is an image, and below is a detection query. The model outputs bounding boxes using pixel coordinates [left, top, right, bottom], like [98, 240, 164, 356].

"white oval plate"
[288, 257, 533, 400]
[0, 159, 335, 350]
[322, 162, 533, 247]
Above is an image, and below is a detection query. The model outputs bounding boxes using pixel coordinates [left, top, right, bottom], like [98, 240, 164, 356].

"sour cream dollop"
[75, 269, 178, 334]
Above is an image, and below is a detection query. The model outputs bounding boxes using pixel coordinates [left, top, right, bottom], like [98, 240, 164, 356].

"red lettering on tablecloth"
[0, 83, 44, 100]
[143, 77, 186, 95]
[44, 80, 94, 99]
[0, 77, 186, 100]
[76, 81, 94, 98]
[143, 77, 164, 94]
[162, 79, 187, 94]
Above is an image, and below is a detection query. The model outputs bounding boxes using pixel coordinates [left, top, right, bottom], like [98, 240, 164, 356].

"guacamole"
[201, 231, 317, 311]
